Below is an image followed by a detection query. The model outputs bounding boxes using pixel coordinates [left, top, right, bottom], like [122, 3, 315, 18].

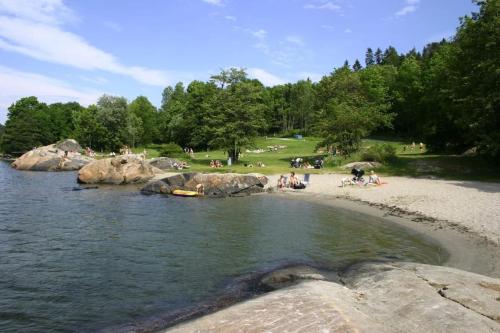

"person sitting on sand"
[210, 160, 215, 168]
[288, 172, 298, 188]
[368, 170, 382, 185]
[277, 175, 286, 190]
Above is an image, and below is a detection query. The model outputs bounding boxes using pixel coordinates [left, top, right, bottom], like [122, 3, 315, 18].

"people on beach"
[351, 168, 365, 183]
[277, 175, 286, 190]
[368, 170, 382, 185]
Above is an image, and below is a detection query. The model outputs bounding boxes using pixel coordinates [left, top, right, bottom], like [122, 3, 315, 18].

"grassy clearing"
[130, 137, 499, 181]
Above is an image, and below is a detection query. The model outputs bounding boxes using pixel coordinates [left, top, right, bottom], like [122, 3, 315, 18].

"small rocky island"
[11, 139, 93, 171]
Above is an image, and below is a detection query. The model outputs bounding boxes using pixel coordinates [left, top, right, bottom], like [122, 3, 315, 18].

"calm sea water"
[0, 161, 445, 332]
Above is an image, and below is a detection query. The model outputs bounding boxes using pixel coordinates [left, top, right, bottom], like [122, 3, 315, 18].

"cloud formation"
[202, 0, 224, 6]
[0, 0, 168, 86]
[304, 1, 341, 11]
[247, 68, 285, 86]
[0, 65, 102, 122]
[396, 0, 420, 16]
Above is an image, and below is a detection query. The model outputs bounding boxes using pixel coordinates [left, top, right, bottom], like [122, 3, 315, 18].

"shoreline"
[272, 191, 500, 277]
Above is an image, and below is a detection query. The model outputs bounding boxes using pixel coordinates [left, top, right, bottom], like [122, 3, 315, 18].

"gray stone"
[141, 173, 268, 197]
[149, 157, 181, 170]
[163, 262, 500, 332]
[11, 140, 93, 171]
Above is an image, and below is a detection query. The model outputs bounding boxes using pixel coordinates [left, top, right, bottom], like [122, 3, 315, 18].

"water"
[0, 161, 445, 332]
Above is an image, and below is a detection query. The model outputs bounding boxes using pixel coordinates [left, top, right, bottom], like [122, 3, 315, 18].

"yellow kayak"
[172, 189, 198, 197]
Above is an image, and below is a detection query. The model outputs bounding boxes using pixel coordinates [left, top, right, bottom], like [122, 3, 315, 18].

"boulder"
[148, 157, 181, 170]
[142, 172, 268, 197]
[164, 262, 500, 333]
[54, 139, 82, 152]
[342, 161, 382, 170]
[11, 140, 93, 171]
[78, 155, 164, 184]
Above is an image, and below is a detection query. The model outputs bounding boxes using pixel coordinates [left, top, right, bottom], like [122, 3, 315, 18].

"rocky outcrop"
[164, 262, 500, 332]
[342, 161, 382, 170]
[77, 155, 163, 184]
[148, 157, 181, 170]
[11, 139, 93, 171]
[142, 173, 268, 197]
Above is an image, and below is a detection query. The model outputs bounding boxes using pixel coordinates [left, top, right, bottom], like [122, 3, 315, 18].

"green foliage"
[158, 143, 184, 157]
[361, 144, 397, 163]
[128, 96, 158, 145]
[1, 97, 52, 154]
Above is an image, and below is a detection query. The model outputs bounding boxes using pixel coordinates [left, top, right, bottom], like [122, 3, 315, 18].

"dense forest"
[1, 0, 498, 159]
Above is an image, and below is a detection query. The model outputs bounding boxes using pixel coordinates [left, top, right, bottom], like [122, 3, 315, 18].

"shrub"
[159, 143, 184, 157]
[361, 144, 397, 163]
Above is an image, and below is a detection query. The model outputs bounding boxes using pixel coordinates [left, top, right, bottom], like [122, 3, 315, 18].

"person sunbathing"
[277, 175, 286, 190]
[368, 170, 382, 185]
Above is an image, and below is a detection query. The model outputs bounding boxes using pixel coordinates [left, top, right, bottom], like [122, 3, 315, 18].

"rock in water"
[11, 139, 93, 171]
[78, 155, 163, 184]
[142, 173, 268, 197]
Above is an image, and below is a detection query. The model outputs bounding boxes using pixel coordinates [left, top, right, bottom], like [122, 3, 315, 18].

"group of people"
[209, 160, 224, 168]
[277, 171, 306, 190]
[290, 157, 324, 169]
[341, 168, 382, 187]
[85, 147, 96, 157]
[173, 161, 190, 170]
[403, 142, 425, 152]
[184, 147, 195, 156]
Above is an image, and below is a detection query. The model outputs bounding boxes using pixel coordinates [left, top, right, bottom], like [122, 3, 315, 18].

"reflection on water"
[0, 162, 444, 332]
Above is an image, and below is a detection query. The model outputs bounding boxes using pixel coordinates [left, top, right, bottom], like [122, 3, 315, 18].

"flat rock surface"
[164, 262, 500, 333]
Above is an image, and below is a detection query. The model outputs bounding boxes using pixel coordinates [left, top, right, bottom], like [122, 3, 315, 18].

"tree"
[73, 105, 107, 149]
[382, 46, 400, 67]
[353, 59, 363, 71]
[313, 67, 393, 155]
[208, 70, 267, 161]
[128, 96, 157, 145]
[158, 82, 187, 144]
[47, 102, 83, 140]
[365, 48, 375, 67]
[1, 97, 53, 154]
[375, 48, 383, 64]
[95, 95, 130, 151]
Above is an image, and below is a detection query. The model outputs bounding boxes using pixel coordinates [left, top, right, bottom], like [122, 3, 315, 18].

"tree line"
[1, 0, 498, 159]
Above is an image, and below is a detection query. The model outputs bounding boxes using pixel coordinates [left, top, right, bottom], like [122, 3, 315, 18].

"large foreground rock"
[78, 155, 163, 184]
[165, 262, 500, 332]
[142, 172, 268, 197]
[11, 139, 93, 171]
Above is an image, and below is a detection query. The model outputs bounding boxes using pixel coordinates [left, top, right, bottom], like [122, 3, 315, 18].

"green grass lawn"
[130, 137, 500, 181]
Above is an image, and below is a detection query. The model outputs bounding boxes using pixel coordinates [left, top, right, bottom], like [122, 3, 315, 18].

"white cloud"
[344, 28, 352, 33]
[202, 0, 223, 6]
[321, 24, 334, 31]
[0, 0, 75, 25]
[285, 35, 305, 46]
[304, 1, 341, 11]
[396, 0, 420, 16]
[247, 68, 285, 86]
[251, 29, 267, 39]
[0, 2, 168, 86]
[0, 65, 103, 123]
[224, 15, 236, 21]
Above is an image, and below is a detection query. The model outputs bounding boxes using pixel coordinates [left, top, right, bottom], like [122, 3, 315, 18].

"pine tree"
[375, 48, 383, 64]
[365, 48, 375, 67]
[352, 59, 363, 71]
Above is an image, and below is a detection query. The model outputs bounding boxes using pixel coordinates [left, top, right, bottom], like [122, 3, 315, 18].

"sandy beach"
[267, 174, 500, 247]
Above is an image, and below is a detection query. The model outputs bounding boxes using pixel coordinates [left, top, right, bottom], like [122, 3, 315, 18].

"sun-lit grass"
[128, 137, 499, 181]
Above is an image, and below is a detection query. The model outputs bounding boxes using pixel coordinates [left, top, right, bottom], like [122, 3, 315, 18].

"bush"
[361, 144, 397, 163]
[158, 143, 184, 157]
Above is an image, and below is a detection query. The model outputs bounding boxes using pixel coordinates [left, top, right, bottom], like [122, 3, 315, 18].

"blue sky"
[0, 0, 478, 123]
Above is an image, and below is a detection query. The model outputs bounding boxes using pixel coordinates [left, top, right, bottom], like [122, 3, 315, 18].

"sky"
[0, 0, 478, 124]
